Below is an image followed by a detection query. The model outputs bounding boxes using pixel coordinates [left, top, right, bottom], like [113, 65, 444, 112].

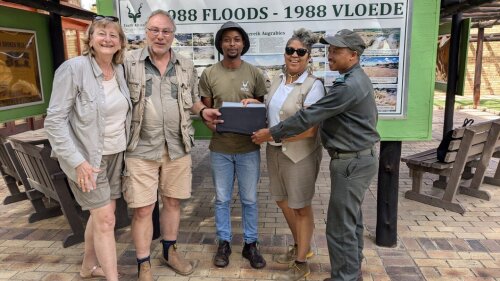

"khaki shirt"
[124, 48, 200, 161]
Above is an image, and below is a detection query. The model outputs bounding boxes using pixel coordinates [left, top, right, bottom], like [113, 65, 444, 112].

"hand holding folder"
[216, 102, 267, 136]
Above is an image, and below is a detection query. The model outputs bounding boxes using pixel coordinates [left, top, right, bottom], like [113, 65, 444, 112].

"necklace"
[286, 70, 304, 84]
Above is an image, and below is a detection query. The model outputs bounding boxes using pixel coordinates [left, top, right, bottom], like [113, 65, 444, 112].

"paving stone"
[467, 239, 490, 252]
[1, 107, 500, 281]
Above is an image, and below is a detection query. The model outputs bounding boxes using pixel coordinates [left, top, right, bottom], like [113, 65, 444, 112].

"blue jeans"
[210, 150, 260, 244]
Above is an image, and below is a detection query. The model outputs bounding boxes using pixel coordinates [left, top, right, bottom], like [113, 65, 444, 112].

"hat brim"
[319, 36, 348, 48]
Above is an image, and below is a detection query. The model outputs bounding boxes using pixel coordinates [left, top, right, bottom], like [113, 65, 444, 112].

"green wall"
[0, 6, 53, 123]
[97, 0, 115, 16]
[378, 0, 440, 141]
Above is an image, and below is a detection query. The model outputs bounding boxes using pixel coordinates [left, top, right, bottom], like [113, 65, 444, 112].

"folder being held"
[216, 102, 267, 136]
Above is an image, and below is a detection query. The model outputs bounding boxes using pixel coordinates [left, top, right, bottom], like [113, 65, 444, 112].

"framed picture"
[0, 27, 44, 110]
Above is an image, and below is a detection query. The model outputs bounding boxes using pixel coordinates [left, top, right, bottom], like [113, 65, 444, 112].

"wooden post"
[49, 0, 65, 70]
[376, 141, 401, 247]
[473, 27, 485, 108]
[443, 13, 462, 137]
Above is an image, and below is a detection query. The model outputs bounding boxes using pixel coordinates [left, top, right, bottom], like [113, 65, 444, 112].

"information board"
[117, 0, 412, 117]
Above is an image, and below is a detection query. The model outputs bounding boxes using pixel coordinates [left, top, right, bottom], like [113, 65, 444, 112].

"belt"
[328, 147, 374, 159]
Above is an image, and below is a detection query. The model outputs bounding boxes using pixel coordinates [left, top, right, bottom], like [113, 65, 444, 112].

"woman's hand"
[75, 161, 101, 192]
[241, 98, 261, 106]
[252, 128, 273, 144]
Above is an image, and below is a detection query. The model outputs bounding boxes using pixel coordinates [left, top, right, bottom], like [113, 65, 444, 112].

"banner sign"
[0, 28, 43, 110]
[118, 0, 411, 117]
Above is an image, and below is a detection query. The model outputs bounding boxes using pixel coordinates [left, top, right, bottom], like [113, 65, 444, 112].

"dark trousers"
[326, 148, 378, 280]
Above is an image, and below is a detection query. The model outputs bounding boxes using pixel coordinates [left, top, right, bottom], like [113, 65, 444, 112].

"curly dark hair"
[286, 28, 319, 54]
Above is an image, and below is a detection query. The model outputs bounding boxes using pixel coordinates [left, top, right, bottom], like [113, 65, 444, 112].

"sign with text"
[117, 0, 411, 117]
[0, 28, 43, 110]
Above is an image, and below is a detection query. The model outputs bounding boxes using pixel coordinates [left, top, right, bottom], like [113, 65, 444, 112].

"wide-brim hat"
[215, 21, 250, 56]
[320, 29, 366, 55]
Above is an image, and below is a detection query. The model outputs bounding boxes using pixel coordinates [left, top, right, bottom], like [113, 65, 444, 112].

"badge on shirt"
[240, 81, 250, 92]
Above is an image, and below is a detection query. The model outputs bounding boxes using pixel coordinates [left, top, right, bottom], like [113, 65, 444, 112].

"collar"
[89, 55, 103, 78]
[140, 47, 178, 65]
[339, 62, 361, 75]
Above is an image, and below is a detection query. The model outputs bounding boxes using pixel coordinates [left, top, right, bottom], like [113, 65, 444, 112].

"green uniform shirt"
[199, 61, 267, 154]
[270, 63, 380, 152]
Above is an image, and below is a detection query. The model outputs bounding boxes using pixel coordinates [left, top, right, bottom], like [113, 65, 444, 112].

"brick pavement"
[0, 108, 500, 280]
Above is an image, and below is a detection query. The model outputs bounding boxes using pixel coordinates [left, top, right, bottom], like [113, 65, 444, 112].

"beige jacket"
[266, 74, 322, 163]
[123, 48, 197, 153]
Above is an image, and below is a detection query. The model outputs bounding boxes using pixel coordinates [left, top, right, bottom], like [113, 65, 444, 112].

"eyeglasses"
[285, 47, 308, 57]
[146, 27, 174, 37]
[93, 15, 119, 22]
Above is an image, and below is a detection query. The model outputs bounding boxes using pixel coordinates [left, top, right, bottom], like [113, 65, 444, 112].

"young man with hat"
[252, 29, 380, 281]
[199, 21, 267, 269]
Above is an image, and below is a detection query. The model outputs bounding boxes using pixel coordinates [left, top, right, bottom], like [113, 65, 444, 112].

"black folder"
[216, 105, 267, 136]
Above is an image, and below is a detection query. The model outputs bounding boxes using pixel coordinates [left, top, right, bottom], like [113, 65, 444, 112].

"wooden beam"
[472, 20, 500, 29]
[3, 0, 95, 20]
[441, 0, 496, 18]
[473, 27, 484, 108]
[470, 32, 500, 42]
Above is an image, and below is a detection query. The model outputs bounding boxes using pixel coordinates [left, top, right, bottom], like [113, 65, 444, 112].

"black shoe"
[242, 242, 266, 269]
[213, 240, 231, 268]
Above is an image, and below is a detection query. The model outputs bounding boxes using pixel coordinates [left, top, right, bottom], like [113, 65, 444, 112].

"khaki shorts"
[123, 146, 192, 208]
[68, 152, 124, 211]
[266, 145, 322, 209]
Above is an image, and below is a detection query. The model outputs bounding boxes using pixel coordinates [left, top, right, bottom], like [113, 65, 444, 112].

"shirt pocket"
[169, 76, 178, 99]
[127, 80, 141, 103]
[75, 89, 96, 124]
[179, 83, 193, 109]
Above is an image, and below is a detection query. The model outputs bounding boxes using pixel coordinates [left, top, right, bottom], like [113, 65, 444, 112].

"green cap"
[320, 29, 366, 55]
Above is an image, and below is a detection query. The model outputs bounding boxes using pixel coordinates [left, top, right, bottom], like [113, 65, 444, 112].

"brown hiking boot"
[278, 262, 310, 281]
[138, 262, 153, 281]
[275, 244, 314, 264]
[160, 243, 195, 276]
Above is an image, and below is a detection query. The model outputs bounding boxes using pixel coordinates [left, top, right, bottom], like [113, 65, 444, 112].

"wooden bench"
[9, 138, 86, 247]
[3, 139, 64, 223]
[0, 135, 28, 204]
[9, 137, 131, 247]
[483, 150, 500, 186]
[401, 120, 500, 214]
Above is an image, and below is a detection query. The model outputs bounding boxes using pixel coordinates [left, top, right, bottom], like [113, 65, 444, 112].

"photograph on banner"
[374, 84, 398, 112]
[356, 28, 400, 56]
[117, 0, 411, 117]
[0, 27, 43, 110]
[360, 56, 399, 84]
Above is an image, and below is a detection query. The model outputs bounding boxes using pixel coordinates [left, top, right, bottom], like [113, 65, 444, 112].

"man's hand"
[201, 108, 223, 132]
[201, 108, 223, 123]
[252, 128, 273, 144]
[75, 161, 100, 193]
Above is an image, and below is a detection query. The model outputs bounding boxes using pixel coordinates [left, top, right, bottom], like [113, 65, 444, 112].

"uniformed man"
[252, 29, 379, 281]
